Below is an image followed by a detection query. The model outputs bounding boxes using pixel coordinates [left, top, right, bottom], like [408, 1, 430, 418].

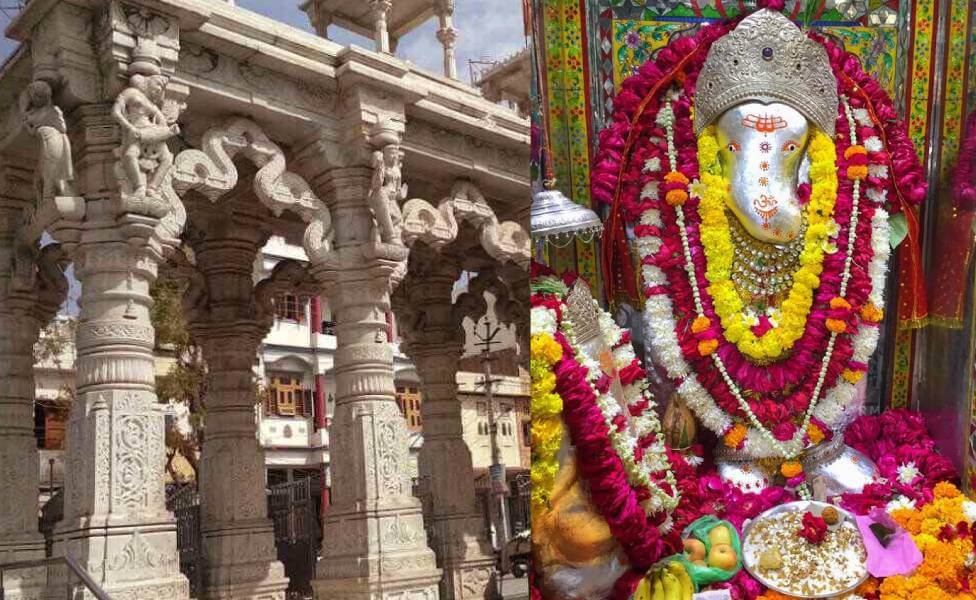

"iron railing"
[166, 483, 203, 597]
[268, 478, 321, 599]
[0, 555, 110, 600]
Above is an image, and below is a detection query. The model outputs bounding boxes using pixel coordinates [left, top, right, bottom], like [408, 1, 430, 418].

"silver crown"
[694, 9, 838, 136]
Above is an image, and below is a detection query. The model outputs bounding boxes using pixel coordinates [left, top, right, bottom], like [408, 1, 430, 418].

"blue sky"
[2, 1, 525, 314]
[1, 1, 527, 81]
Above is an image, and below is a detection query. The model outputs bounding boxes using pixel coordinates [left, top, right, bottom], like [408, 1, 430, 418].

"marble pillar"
[56, 214, 189, 599]
[0, 168, 64, 598]
[370, 0, 393, 54]
[434, 0, 459, 80]
[187, 222, 289, 600]
[310, 167, 441, 600]
[396, 263, 496, 600]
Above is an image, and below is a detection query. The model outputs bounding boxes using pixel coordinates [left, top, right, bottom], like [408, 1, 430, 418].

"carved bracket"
[401, 180, 530, 268]
[8, 243, 69, 326]
[254, 260, 319, 331]
[169, 117, 335, 265]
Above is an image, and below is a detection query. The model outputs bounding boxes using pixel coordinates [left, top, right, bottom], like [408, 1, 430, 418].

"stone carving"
[254, 260, 318, 329]
[401, 179, 530, 267]
[112, 72, 179, 200]
[368, 123, 407, 245]
[383, 517, 421, 550]
[123, 5, 171, 38]
[21, 81, 75, 201]
[169, 118, 334, 263]
[107, 531, 168, 571]
[114, 413, 150, 510]
[460, 568, 493, 597]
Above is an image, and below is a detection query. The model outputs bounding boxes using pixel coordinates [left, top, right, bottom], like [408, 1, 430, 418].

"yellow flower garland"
[530, 332, 564, 515]
[697, 126, 838, 362]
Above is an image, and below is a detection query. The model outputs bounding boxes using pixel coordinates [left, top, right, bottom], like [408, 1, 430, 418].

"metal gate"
[166, 483, 203, 597]
[268, 478, 321, 599]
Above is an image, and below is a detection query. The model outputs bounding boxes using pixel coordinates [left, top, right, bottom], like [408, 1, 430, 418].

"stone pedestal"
[187, 222, 289, 600]
[310, 168, 441, 600]
[396, 264, 496, 600]
[55, 222, 189, 599]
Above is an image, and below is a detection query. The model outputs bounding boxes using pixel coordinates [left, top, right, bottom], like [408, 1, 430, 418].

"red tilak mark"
[742, 114, 788, 133]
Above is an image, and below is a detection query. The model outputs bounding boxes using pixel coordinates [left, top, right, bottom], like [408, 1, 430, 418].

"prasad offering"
[742, 501, 867, 598]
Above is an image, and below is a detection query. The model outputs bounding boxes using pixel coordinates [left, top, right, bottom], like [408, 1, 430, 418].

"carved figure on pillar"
[21, 81, 75, 201]
[112, 73, 179, 198]
[368, 129, 406, 245]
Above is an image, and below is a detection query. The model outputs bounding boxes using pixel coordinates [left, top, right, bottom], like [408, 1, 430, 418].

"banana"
[666, 561, 694, 600]
[632, 573, 652, 600]
[660, 570, 682, 600]
[650, 569, 666, 600]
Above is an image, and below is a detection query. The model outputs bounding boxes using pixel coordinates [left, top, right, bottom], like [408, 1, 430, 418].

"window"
[267, 373, 311, 417]
[395, 385, 423, 432]
[275, 294, 306, 323]
[522, 421, 531, 446]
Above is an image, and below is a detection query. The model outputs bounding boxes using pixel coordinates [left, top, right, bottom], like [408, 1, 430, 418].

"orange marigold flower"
[890, 508, 922, 535]
[847, 165, 868, 180]
[780, 460, 803, 478]
[826, 318, 847, 333]
[842, 369, 864, 384]
[853, 578, 880, 597]
[664, 171, 689, 185]
[698, 338, 719, 356]
[806, 423, 825, 444]
[691, 316, 711, 334]
[666, 189, 689, 206]
[860, 302, 884, 323]
[723, 424, 747, 449]
[829, 296, 852, 310]
[844, 145, 867, 159]
[934, 481, 963, 500]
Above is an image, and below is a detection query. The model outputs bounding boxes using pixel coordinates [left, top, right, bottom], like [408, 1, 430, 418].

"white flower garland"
[639, 94, 891, 467]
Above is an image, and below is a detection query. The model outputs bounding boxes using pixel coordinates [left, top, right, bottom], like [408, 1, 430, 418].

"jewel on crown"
[694, 9, 838, 136]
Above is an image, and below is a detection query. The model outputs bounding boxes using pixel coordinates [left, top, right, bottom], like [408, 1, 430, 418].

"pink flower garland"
[840, 409, 956, 514]
[552, 331, 672, 570]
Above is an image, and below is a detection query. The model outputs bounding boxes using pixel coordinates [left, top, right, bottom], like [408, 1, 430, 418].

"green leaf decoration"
[889, 212, 908, 249]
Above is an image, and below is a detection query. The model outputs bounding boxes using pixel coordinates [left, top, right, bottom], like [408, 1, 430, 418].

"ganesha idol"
[591, 4, 927, 500]
[531, 5, 928, 598]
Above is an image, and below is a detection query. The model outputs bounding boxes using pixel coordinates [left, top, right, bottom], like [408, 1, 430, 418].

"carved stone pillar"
[56, 219, 189, 599]
[434, 0, 459, 80]
[395, 260, 496, 600]
[310, 167, 441, 600]
[371, 0, 393, 53]
[185, 218, 289, 600]
[0, 164, 65, 598]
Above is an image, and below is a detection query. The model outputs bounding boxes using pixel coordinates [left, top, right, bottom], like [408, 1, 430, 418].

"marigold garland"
[697, 126, 838, 361]
[530, 332, 564, 514]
